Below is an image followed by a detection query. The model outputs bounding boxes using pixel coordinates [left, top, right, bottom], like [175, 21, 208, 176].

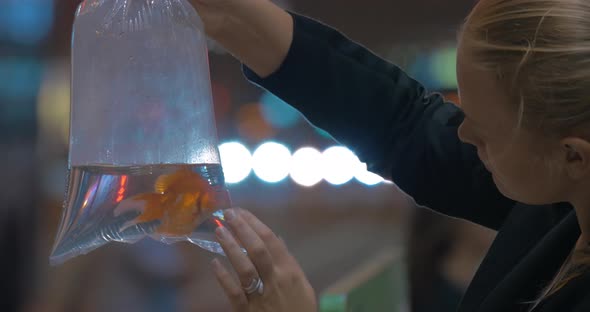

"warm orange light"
[82, 182, 99, 209]
[443, 91, 461, 106]
[215, 219, 223, 228]
[116, 175, 128, 203]
[236, 103, 275, 141]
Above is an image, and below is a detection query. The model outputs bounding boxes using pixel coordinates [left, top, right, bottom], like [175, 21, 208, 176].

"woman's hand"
[190, 0, 245, 38]
[190, 0, 293, 77]
[211, 208, 317, 312]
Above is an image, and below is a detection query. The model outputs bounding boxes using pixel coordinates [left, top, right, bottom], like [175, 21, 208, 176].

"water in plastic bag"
[50, 0, 232, 265]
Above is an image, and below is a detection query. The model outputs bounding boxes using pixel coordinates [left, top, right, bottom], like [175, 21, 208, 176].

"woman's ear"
[560, 137, 590, 180]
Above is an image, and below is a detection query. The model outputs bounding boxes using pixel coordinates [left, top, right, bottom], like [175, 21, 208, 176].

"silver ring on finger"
[243, 277, 264, 296]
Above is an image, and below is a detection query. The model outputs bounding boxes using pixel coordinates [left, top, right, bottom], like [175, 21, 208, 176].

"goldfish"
[115, 167, 227, 236]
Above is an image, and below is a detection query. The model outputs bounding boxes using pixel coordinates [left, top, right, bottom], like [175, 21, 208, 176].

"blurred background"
[0, 0, 496, 311]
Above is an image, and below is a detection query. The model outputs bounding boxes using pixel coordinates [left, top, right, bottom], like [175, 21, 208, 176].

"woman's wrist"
[210, 0, 293, 77]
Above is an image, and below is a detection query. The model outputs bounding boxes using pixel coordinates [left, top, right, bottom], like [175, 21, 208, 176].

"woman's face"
[455, 43, 570, 205]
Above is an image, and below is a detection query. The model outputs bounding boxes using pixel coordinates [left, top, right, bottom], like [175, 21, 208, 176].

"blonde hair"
[461, 0, 590, 135]
[460, 0, 590, 307]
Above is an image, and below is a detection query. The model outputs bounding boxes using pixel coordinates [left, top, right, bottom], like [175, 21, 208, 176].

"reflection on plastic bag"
[50, 0, 231, 265]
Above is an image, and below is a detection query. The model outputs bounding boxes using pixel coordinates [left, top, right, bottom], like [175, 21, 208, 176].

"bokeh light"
[0, 57, 43, 102]
[259, 91, 301, 128]
[354, 163, 385, 186]
[219, 142, 252, 184]
[289, 147, 323, 187]
[37, 62, 70, 146]
[321, 146, 362, 185]
[0, 0, 54, 45]
[443, 91, 461, 106]
[252, 142, 292, 183]
[408, 53, 436, 89]
[217, 143, 386, 186]
[236, 103, 275, 142]
[431, 46, 458, 89]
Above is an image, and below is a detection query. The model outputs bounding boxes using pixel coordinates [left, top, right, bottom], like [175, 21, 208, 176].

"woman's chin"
[491, 174, 519, 202]
[492, 176, 554, 206]
[491, 174, 510, 198]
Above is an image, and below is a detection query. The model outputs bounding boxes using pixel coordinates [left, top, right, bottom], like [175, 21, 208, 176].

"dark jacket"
[242, 12, 590, 312]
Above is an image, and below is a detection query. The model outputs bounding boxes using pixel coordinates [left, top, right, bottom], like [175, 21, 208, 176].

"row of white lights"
[218, 142, 386, 186]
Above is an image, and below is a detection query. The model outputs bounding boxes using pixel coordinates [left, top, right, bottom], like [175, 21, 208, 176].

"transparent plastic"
[50, 0, 231, 265]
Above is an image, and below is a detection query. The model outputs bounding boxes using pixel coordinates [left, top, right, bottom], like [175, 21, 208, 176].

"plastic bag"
[50, 0, 232, 265]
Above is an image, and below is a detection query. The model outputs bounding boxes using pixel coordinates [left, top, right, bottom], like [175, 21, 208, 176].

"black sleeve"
[242, 12, 515, 230]
[573, 294, 590, 312]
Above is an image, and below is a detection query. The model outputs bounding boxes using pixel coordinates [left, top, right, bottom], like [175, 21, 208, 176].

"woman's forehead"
[457, 61, 517, 126]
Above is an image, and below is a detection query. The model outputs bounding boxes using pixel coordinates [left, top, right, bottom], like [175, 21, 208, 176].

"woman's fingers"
[237, 209, 293, 264]
[215, 225, 261, 289]
[212, 209, 318, 312]
[211, 258, 249, 312]
[223, 209, 275, 280]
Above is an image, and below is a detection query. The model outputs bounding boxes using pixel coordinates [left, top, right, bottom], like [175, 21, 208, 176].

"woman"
[194, 0, 590, 311]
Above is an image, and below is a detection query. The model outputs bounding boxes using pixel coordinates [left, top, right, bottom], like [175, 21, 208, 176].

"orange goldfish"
[116, 167, 227, 236]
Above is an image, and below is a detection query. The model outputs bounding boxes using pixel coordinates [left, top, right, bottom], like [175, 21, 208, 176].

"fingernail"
[224, 209, 236, 221]
[215, 226, 229, 239]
